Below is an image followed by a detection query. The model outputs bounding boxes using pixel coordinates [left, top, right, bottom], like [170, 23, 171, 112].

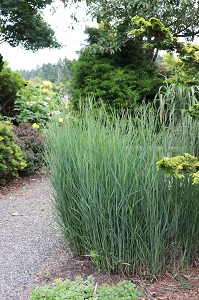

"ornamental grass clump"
[45, 104, 199, 277]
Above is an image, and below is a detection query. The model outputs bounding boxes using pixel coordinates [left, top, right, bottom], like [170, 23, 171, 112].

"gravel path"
[0, 174, 73, 300]
[0, 174, 122, 300]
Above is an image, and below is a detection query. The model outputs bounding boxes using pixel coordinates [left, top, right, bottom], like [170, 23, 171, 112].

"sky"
[0, 0, 95, 71]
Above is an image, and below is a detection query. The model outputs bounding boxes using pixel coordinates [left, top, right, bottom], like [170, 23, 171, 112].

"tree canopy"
[63, 0, 199, 53]
[69, 14, 199, 112]
[21, 58, 74, 83]
[0, 0, 62, 50]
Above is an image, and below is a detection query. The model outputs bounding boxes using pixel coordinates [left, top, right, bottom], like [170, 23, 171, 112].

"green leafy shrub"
[14, 122, 46, 174]
[14, 79, 65, 127]
[0, 121, 26, 185]
[0, 63, 26, 117]
[30, 276, 141, 300]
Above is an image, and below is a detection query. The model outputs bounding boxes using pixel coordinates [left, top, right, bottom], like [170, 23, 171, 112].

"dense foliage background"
[0, 1, 198, 291]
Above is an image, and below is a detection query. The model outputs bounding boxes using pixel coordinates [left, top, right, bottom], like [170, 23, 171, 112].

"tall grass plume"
[45, 103, 199, 277]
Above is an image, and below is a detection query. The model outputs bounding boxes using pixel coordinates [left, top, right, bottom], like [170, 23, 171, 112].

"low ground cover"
[30, 276, 141, 300]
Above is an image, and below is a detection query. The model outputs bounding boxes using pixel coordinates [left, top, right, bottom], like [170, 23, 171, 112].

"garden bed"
[0, 173, 198, 299]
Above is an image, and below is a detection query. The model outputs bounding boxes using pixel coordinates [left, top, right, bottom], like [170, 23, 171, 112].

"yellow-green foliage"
[180, 43, 199, 64]
[128, 16, 180, 52]
[184, 103, 199, 120]
[192, 171, 199, 185]
[157, 153, 199, 184]
[161, 53, 183, 77]
[0, 121, 26, 185]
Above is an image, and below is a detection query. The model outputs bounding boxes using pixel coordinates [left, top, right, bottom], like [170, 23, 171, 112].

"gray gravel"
[0, 174, 122, 300]
[0, 174, 71, 300]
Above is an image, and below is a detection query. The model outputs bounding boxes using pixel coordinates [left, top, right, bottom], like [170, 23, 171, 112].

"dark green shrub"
[70, 52, 163, 114]
[0, 64, 26, 117]
[0, 121, 26, 185]
[69, 27, 163, 114]
[30, 276, 141, 299]
[14, 123, 46, 174]
[0, 54, 4, 72]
